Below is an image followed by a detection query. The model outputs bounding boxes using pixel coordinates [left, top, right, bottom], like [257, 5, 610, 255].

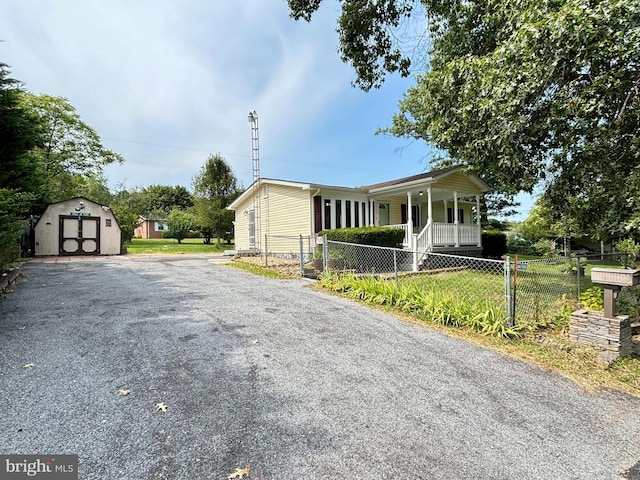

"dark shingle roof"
[360, 165, 462, 191]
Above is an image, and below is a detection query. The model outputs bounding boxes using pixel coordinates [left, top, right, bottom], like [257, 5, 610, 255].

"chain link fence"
[325, 239, 507, 313]
[321, 240, 636, 326]
[254, 235, 635, 326]
[262, 234, 319, 277]
[509, 252, 635, 325]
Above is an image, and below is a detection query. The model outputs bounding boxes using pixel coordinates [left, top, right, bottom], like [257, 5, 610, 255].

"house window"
[155, 221, 167, 231]
[345, 200, 351, 228]
[447, 208, 464, 224]
[262, 185, 269, 198]
[362, 202, 367, 226]
[324, 199, 331, 230]
[354, 201, 360, 227]
[335, 200, 342, 228]
[401, 204, 420, 227]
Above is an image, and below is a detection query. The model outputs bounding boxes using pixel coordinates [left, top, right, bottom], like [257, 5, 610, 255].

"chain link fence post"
[393, 249, 398, 287]
[505, 256, 513, 327]
[322, 235, 328, 271]
[299, 235, 304, 277]
[264, 234, 268, 267]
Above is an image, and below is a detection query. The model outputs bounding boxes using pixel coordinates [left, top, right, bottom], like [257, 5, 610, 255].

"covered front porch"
[391, 218, 482, 251]
[363, 167, 489, 255]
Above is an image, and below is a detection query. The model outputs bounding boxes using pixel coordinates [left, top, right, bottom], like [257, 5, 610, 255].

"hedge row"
[482, 229, 507, 258]
[318, 226, 405, 248]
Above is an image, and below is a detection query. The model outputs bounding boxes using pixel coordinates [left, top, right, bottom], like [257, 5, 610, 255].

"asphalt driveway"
[1, 255, 640, 479]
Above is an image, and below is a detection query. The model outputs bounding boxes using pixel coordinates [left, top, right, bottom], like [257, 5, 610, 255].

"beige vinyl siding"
[461, 204, 473, 224]
[434, 171, 483, 195]
[432, 203, 446, 223]
[265, 184, 312, 237]
[231, 194, 253, 250]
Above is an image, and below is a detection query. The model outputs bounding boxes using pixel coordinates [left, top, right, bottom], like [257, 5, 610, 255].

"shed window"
[105, 219, 112, 227]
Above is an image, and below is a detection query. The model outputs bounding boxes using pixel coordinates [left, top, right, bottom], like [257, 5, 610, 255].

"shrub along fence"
[322, 241, 635, 328]
[258, 236, 637, 329]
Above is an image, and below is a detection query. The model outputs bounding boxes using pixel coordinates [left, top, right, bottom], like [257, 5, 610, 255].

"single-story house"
[34, 197, 122, 256]
[134, 215, 168, 239]
[227, 165, 490, 257]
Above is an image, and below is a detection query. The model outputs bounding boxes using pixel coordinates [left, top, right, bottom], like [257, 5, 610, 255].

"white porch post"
[365, 200, 370, 226]
[427, 186, 433, 250]
[407, 191, 413, 249]
[454, 191, 459, 247]
[476, 194, 482, 247]
[371, 200, 376, 226]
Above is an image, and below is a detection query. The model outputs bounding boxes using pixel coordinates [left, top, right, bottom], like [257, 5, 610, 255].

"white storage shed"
[34, 197, 122, 256]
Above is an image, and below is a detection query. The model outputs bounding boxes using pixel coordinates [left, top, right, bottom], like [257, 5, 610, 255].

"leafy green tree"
[47, 172, 113, 206]
[192, 154, 240, 245]
[111, 203, 140, 244]
[111, 184, 193, 217]
[143, 185, 193, 214]
[515, 203, 554, 244]
[166, 209, 197, 244]
[0, 63, 46, 269]
[20, 93, 124, 201]
[0, 64, 46, 205]
[290, 0, 640, 238]
[0, 190, 34, 270]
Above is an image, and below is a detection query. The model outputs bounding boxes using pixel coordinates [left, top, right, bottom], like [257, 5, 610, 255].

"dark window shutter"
[401, 204, 407, 224]
[313, 196, 322, 233]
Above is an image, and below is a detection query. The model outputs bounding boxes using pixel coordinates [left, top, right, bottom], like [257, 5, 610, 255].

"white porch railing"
[432, 223, 479, 246]
[459, 224, 478, 245]
[385, 222, 480, 250]
[432, 223, 455, 246]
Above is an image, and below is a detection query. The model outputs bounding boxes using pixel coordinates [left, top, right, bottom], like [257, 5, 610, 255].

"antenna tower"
[248, 111, 260, 250]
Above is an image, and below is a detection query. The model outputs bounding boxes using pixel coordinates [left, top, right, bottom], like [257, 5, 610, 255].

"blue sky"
[1, 0, 535, 220]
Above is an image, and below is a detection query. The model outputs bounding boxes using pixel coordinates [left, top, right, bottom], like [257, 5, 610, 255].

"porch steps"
[234, 249, 259, 257]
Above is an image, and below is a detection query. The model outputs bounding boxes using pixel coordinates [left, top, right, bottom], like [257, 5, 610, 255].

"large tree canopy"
[0, 64, 45, 205]
[192, 154, 241, 245]
[20, 93, 124, 201]
[290, 0, 640, 239]
[0, 63, 46, 269]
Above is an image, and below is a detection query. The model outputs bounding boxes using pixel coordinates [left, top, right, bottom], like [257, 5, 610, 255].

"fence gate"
[59, 215, 100, 255]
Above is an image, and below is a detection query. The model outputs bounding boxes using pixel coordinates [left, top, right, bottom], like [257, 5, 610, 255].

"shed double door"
[59, 216, 100, 255]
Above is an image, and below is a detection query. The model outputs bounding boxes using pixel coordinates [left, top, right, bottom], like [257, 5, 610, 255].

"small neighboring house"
[134, 216, 168, 239]
[227, 165, 490, 257]
[34, 197, 122, 256]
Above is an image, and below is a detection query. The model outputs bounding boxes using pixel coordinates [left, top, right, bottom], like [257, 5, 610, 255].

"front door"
[378, 202, 390, 226]
[59, 216, 100, 255]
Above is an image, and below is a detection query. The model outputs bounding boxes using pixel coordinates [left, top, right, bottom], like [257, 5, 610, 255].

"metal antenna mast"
[248, 111, 260, 183]
[248, 111, 260, 250]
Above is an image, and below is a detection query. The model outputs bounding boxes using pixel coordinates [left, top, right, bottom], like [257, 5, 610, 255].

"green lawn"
[125, 238, 233, 255]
